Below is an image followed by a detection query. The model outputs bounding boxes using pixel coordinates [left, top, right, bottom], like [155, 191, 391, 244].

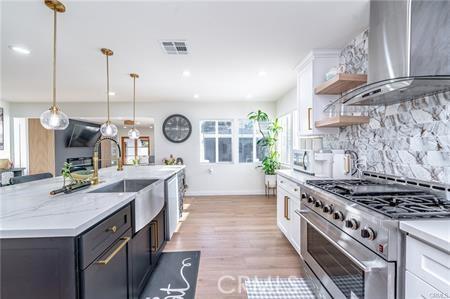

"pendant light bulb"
[100, 48, 117, 137]
[40, 0, 69, 130]
[100, 120, 118, 138]
[128, 73, 140, 140]
[128, 128, 140, 140]
[40, 106, 69, 130]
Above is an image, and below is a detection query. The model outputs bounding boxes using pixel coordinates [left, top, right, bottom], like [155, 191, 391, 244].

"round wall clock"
[162, 114, 192, 143]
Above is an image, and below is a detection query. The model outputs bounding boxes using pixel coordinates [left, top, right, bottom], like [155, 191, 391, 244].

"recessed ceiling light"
[124, 126, 127, 129]
[182, 70, 191, 77]
[9, 45, 31, 55]
[109, 91, 116, 96]
[258, 70, 267, 77]
[193, 94, 199, 99]
[246, 94, 253, 99]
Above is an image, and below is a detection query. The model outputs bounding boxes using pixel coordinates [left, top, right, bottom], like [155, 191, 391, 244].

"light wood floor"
[164, 195, 305, 299]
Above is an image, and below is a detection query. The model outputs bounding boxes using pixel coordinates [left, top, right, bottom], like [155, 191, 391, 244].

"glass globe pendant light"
[128, 73, 140, 140]
[100, 48, 118, 137]
[40, 0, 69, 130]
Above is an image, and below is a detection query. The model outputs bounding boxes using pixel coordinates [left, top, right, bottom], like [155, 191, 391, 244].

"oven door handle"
[299, 211, 374, 272]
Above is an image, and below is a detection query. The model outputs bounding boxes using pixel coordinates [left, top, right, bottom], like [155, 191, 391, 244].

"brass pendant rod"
[52, 9, 57, 107]
[132, 76, 136, 128]
[106, 54, 110, 122]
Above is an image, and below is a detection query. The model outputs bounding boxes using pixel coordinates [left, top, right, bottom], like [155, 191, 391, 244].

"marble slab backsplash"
[339, 29, 368, 74]
[322, 91, 450, 184]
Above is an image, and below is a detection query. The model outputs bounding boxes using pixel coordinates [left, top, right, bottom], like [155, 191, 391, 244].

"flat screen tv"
[66, 123, 101, 147]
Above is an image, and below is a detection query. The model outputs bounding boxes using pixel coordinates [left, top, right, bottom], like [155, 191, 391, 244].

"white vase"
[265, 174, 277, 187]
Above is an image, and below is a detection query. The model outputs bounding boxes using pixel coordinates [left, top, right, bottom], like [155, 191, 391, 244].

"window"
[238, 120, 268, 163]
[200, 120, 233, 163]
[278, 113, 292, 165]
[292, 110, 299, 150]
[121, 136, 151, 165]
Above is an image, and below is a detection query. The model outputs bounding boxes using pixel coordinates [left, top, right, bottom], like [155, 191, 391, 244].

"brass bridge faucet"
[92, 137, 123, 185]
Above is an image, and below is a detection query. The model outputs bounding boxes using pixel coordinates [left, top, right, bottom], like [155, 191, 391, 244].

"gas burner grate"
[307, 180, 450, 219]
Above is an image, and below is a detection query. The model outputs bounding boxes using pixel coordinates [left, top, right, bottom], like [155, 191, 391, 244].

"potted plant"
[248, 110, 282, 188]
[61, 162, 74, 187]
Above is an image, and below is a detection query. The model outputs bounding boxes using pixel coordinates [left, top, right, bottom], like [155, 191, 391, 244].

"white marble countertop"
[0, 165, 185, 239]
[400, 219, 450, 252]
[276, 168, 328, 184]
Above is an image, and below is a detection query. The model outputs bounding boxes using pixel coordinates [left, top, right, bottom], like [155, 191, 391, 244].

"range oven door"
[299, 208, 396, 299]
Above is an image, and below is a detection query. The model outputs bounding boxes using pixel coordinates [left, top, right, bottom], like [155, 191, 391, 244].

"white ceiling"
[1, 0, 369, 103]
[75, 117, 154, 128]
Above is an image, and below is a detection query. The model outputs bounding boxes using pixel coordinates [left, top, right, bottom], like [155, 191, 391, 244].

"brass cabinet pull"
[96, 237, 130, 265]
[284, 196, 290, 220]
[107, 225, 117, 233]
[307, 107, 313, 130]
[344, 154, 351, 174]
[151, 221, 159, 253]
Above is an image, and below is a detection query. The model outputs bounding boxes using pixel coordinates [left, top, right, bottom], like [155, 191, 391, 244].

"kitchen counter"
[277, 168, 326, 184]
[0, 165, 185, 239]
[400, 219, 450, 252]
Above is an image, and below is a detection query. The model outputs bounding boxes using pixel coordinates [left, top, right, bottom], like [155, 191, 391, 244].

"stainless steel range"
[298, 172, 450, 299]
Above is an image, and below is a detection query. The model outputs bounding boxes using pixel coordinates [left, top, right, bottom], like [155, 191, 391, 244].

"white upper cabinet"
[296, 50, 340, 136]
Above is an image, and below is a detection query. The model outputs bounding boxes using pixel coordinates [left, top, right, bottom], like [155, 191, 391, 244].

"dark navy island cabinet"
[0, 204, 166, 299]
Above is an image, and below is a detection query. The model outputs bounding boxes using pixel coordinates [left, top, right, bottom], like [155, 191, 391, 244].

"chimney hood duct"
[327, 0, 450, 108]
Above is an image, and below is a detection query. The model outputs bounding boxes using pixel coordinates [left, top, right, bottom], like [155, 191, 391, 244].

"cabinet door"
[276, 188, 290, 236]
[297, 63, 313, 136]
[290, 198, 301, 254]
[82, 229, 132, 299]
[151, 208, 166, 265]
[405, 270, 444, 299]
[131, 225, 152, 298]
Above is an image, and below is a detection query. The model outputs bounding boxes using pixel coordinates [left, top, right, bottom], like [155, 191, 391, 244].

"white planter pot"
[265, 174, 277, 188]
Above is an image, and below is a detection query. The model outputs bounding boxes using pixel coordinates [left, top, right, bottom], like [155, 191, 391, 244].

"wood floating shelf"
[315, 73, 367, 95]
[315, 115, 370, 128]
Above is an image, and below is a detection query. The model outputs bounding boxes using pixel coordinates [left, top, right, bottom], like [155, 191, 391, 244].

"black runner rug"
[140, 251, 201, 299]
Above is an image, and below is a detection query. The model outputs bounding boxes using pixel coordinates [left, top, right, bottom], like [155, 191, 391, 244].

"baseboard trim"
[185, 190, 266, 196]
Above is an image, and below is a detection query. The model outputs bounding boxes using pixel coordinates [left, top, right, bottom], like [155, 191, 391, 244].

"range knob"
[307, 196, 314, 203]
[322, 205, 333, 214]
[301, 193, 307, 200]
[345, 218, 359, 230]
[332, 211, 345, 221]
[361, 227, 376, 240]
[314, 200, 323, 208]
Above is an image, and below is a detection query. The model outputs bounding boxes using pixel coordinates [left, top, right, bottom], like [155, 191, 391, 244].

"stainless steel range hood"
[329, 0, 450, 108]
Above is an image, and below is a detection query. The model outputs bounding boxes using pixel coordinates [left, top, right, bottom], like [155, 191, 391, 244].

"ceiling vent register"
[160, 41, 188, 55]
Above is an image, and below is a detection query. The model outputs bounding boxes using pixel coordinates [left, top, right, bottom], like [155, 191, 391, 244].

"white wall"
[0, 99, 11, 160]
[9, 100, 276, 195]
[275, 86, 296, 117]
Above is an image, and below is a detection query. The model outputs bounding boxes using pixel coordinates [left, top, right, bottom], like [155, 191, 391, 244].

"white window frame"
[278, 112, 293, 167]
[237, 119, 265, 164]
[200, 120, 234, 164]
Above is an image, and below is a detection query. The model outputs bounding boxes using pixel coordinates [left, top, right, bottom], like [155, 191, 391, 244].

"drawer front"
[79, 205, 132, 270]
[405, 270, 444, 299]
[277, 175, 301, 197]
[81, 229, 131, 299]
[406, 235, 450, 294]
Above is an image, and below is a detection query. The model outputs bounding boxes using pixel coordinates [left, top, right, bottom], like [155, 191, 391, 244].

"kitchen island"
[0, 165, 185, 299]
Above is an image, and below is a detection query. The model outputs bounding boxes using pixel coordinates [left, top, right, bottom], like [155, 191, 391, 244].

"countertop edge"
[0, 165, 186, 239]
[276, 169, 320, 185]
[400, 221, 450, 253]
[0, 194, 136, 239]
